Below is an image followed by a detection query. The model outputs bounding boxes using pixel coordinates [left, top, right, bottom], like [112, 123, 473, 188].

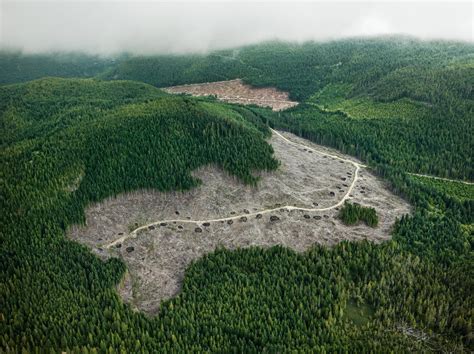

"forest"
[339, 202, 379, 227]
[0, 52, 118, 85]
[102, 38, 473, 180]
[1, 37, 473, 352]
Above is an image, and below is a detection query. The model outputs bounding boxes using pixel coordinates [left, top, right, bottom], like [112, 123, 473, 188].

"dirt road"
[409, 173, 474, 185]
[105, 129, 365, 249]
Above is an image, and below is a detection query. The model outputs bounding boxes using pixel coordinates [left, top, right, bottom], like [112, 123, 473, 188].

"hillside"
[104, 38, 473, 101]
[1, 78, 282, 351]
[104, 38, 474, 180]
[70, 128, 410, 315]
[1, 38, 473, 352]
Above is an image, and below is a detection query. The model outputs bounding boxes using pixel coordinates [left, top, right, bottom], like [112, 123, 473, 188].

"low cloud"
[1, 1, 472, 55]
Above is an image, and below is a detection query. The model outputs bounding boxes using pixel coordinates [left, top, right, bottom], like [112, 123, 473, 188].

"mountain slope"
[1, 39, 473, 352]
[0, 52, 118, 85]
[1, 78, 280, 352]
[102, 38, 474, 180]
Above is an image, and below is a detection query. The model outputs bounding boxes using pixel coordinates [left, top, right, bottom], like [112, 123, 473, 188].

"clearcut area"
[163, 79, 298, 111]
[69, 130, 410, 315]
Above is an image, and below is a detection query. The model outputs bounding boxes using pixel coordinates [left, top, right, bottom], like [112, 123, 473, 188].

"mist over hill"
[1, 1, 472, 55]
[1, 2, 473, 352]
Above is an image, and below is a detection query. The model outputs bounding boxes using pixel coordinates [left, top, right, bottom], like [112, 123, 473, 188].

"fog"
[1, 1, 472, 55]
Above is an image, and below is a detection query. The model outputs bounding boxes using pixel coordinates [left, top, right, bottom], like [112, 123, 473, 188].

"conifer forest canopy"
[1, 37, 473, 352]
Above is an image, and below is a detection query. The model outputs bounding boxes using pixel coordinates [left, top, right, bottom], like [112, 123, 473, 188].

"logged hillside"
[1, 39, 473, 352]
[1, 77, 279, 216]
[0, 78, 283, 351]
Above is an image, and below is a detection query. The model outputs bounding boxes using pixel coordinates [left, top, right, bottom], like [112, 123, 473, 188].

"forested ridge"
[103, 38, 474, 180]
[1, 37, 473, 352]
[0, 52, 119, 85]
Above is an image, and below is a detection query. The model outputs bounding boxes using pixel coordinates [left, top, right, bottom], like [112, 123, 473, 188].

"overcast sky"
[1, 1, 472, 54]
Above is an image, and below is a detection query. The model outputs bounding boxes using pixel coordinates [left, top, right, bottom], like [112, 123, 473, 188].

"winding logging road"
[105, 129, 366, 249]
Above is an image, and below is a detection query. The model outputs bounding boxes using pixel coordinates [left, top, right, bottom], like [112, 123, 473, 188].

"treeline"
[339, 202, 378, 227]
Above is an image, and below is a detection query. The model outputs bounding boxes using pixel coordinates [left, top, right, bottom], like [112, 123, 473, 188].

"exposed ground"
[69, 130, 410, 315]
[163, 79, 298, 111]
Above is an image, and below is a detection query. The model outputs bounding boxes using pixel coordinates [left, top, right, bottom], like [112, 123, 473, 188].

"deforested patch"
[163, 79, 298, 111]
[69, 131, 410, 315]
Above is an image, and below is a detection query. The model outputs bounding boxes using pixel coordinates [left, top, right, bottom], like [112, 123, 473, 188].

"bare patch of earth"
[69, 131, 410, 315]
[162, 79, 298, 111]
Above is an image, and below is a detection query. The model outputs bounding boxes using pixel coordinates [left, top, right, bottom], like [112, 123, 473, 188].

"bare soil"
[163, 79, 298, 111]
[69, 130, 410, 315]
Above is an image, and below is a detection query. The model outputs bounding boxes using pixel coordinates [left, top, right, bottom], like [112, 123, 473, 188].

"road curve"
[105, 129, 365, 249]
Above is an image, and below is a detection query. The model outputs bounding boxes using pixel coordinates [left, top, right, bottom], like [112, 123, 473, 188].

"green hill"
[1, 78, 283, 351]
[103, 38, 473, 102]
[102, 38, 474, 180]
[1, 39, 473, 352]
